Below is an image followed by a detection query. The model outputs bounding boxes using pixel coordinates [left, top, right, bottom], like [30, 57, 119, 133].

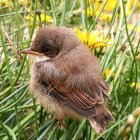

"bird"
[21, 26, 114, 133]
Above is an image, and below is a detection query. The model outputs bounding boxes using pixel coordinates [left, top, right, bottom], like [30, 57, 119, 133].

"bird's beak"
[20, 48, 44, 56]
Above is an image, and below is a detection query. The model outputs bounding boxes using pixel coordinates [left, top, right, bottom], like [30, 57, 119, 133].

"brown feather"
[27, 26, 114, 133]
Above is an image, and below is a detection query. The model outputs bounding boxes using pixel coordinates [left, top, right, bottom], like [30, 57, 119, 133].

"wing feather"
[41, 47, 109, 118]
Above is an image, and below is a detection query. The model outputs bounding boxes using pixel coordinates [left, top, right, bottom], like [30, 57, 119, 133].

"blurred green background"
[0, 0, 140, 139]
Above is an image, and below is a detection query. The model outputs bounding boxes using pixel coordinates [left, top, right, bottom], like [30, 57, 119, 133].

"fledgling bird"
[21, 26, 114, 133]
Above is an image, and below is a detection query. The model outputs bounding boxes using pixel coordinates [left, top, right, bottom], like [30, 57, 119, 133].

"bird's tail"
[88, 106, 114, 133]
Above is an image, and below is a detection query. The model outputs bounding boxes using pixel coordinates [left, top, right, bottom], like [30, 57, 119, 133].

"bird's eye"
[43, 47, 49, 52]
[41, 45, 49, 53]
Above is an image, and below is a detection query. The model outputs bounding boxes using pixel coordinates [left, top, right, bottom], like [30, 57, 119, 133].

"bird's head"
[21, 26, 82, 60]
[21, 27, 70, 59]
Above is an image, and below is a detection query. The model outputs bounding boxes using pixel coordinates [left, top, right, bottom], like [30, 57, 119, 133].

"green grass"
[0, 0, 140, 140]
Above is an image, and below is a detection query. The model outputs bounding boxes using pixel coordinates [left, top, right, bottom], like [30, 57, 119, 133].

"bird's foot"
[53, 117, 67, 129]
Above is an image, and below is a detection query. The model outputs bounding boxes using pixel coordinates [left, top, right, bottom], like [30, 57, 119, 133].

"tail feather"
[88, 106, 114, 133]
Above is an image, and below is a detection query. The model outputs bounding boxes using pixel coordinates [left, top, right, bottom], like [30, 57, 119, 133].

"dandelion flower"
[36, 13, 53, 23]
[131, 82, 140, 91]
[25, 13, 53, 24]
[104, 68, 115, 78]
[0, 0, 11, 7]
[75, 29, 111, 50]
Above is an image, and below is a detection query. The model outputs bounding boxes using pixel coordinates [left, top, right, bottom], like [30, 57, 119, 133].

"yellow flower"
[75, 29, 111, 50]
[127, 24, 140, 33]
[36, 13, 53, 23]
[128, 0, 140, 10]
[131, 82, 136, 87]
[18, 0, 29, 6]
[89, 0, 140, 12]
[87, 0, 139, 22]
[25, 14, 32, 21]
[88, 0, 117, 12]
[86, 0, 117, 23]
[0, 0, 11, 7]
[105, 68, 111, 78]
[104, 68, 115, 78]
[131, 82, 140, 90]
[25, 13, 53, 23]
[87, 8, 94, 17]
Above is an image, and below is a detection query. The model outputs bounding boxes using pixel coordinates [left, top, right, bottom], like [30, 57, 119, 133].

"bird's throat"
[29, 54, 50, 64]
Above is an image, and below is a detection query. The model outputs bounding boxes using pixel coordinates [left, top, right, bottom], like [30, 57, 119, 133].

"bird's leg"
[53, 116, 67, 129]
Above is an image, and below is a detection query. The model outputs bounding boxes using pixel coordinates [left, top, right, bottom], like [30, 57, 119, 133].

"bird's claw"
[53, 118, 68, 129]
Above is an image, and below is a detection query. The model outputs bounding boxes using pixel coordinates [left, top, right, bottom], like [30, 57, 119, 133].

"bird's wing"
[48, 51, 109, 118]
[50, 84, 105, 118]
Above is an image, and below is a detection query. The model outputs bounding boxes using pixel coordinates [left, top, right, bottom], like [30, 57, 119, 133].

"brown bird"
[21, 26, 114, 133]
